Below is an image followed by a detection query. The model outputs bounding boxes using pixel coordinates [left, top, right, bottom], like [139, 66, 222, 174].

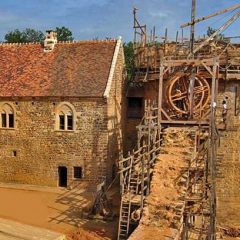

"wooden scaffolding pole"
[208, 57, 218, 240]
[158, 60, 164, 140]
[190, 0, 196, 55]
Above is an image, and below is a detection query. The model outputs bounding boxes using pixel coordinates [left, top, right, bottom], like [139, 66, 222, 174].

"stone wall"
[216, 81, 240, 126]
[106, 44, 126, 182]
[216, 81, 240, 228]
[124, 81, 157, 154]
[0, 98, 110, 187]
[0, 41, 125, 189]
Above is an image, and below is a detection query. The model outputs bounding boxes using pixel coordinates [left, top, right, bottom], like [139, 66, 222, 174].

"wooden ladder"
[117, 196, 132, 240]
[129, 171, 139, 194]
[118, 156, 134, 240]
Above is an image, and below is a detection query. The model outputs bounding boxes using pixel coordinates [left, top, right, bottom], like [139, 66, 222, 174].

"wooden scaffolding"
[118, 101, 161, 240]
[118, 2, 240, 239]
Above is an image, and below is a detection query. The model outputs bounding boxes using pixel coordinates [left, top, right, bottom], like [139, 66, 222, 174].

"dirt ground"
[129, 151, 191, 240]
[0, 183, 119, 240]
[129, 128, 195, 240]
[217, 197, 240, 240]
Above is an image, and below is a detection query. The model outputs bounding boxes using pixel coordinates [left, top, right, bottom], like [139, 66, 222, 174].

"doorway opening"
[58, 166, 67, 187]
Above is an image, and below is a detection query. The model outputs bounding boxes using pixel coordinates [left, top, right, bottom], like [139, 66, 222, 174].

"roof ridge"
[0, 42, 41, 46]
[57, 39, 117, 44]
[0, 39, 118, 46]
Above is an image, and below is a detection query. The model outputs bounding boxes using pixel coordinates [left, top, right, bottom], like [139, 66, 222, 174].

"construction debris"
[220, 226, 240, 238]
[129, 127, 210, 240]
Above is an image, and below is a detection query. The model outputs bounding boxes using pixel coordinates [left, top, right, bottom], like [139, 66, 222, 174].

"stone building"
[0, 32, 126, 188]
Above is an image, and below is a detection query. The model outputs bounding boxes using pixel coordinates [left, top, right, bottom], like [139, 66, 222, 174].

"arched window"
[0, 103, 15, 129]
[56, 103, 75, 131]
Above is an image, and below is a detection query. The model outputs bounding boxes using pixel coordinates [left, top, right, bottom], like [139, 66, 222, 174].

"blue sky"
[0, 0, 240, 42]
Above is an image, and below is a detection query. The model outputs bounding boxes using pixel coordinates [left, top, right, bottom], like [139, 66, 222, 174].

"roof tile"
[0, 40, 117, 97]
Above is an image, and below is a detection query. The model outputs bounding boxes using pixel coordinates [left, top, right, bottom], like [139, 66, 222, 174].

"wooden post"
[189, 68, 196, 118]
[208, 57, 218, 240]
[141, 147, 144, 211]
[146, 101, 151, 195]
[176, 31, 179, 52]
[120, 153, 124, 194]
[190, 0, 196, 56]
[164, 28, 168, 54]
[153, 26, 156, 42]
[182, 28, 184, 44]
[158, 61, 164, 141]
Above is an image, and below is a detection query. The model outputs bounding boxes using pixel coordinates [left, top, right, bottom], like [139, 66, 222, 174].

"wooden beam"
[160, 120, 209, 125]
[164, 58, 215, 67]
[201, 60, 214, 77]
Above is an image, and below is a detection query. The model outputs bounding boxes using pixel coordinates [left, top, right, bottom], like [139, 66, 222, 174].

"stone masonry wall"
[216, 81, 239, 125]
[106, 44, 126, 182]
[0, 98, 109, 187]
[216, 81, 240, 228]
[0, 42, 126, 189]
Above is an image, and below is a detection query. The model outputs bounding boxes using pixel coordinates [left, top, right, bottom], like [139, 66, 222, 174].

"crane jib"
[181, 3, 240, 28]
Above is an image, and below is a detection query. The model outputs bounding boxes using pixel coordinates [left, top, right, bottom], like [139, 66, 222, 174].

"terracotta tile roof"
[0, 40, 117, 97]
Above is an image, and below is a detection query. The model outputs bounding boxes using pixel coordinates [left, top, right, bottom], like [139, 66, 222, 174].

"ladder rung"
[120, 224, 128, 227]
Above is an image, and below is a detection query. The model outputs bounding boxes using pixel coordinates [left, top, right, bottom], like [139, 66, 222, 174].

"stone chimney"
[44, 30, 57, 52]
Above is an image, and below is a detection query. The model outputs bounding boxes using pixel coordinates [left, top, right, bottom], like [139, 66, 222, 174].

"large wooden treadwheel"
[166, 73, 210, 118]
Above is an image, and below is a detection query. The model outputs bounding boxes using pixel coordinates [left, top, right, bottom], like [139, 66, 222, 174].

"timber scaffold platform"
[118, 2, 240, 239]
[118, 101, 161, 240]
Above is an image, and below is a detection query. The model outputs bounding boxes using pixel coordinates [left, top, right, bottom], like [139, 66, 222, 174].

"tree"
[5, 28, 44, 43]
[4, 26, 74, 43]
[123, 42, 134, 81]
[23, 28, 44, 42]
[207, 27, 229, 42]
[5, 29, 27, 43]
[56, 26, 73, 41]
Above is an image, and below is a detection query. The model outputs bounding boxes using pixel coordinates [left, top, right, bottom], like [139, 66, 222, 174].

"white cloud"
[149, 11, 171, 19]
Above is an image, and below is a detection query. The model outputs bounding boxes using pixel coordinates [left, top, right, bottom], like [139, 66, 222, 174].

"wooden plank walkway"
[0, 218, 66, 240]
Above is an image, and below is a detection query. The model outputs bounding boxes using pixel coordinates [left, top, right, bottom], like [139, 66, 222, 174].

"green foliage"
[24, 28, 44, 42]
[56, 26, 73, 41]
[4, 26, 74, 43]
[5, 28, 44, 43]
[207, 27, 230, 42]
[123, 41, 134, 81]
[5, 29, 27, 43]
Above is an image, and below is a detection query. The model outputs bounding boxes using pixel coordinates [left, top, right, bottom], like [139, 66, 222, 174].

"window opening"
[0, 104, 15, 129]
[67, 115, 73, 130]
[12, 150, 17, 157]
[127, 97, 143, 118]
[73, 167, 82, 179]
[59, 115, 65, 130]
[56, 104, 75, 131]
[9, 114, 14, 128]
[1, 113, 6, 128]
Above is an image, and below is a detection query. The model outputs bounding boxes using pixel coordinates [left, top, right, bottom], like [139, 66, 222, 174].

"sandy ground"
[0, 183, 119, 240]
[0, 217, 65, 240]
[129, 127, 195, 240]
[217, 197, 240, 239]
[0, 186, 89, 233]
[217, 197, 240, 228]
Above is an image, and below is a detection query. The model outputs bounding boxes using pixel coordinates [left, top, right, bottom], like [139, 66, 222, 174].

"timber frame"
[118, 101, 161, 240]
[118, 2, 240, 240]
